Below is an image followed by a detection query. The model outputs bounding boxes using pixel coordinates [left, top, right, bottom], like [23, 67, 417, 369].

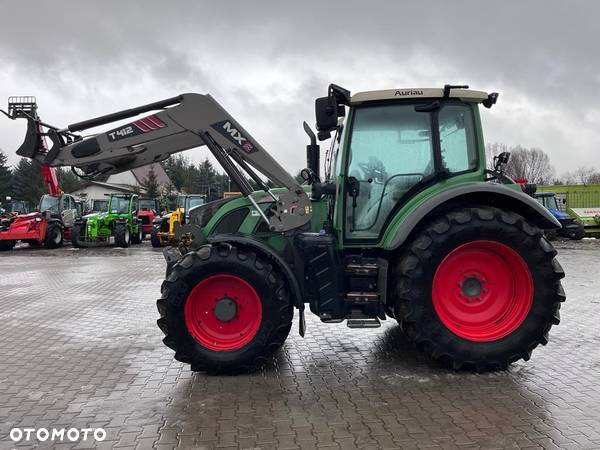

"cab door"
[341, 102, 478, 243]
[60, 195, 76, 228]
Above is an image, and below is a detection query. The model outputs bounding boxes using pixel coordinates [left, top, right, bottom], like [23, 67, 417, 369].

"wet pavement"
[0, 239, 599, 449]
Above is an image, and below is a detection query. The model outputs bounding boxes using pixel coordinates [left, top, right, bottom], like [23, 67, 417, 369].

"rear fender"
[385, 183, 561, 250]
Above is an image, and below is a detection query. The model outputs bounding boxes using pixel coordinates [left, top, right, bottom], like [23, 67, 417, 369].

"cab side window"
[438, 104, 477, 173]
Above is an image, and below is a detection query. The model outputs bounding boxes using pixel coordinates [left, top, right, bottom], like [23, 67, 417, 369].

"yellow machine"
[150, 194, 206, 247]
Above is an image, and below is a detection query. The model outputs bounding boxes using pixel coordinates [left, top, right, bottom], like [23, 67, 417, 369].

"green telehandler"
[7, 84, 565, 373]
[72, 193, 143, 248]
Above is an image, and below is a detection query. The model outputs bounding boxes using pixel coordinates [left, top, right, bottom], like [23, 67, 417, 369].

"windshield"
[537, 195, 559, 210]
[186, 197, 205, 210]
[40, 195, 60, 213]
[139, 199, 157, 211]
[345, 102, 477, 239]
[109, 196, 131, 214]
[91, 200, 108, 212]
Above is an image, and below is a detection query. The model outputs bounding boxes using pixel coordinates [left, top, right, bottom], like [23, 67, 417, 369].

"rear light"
[35, 217, 42, 222]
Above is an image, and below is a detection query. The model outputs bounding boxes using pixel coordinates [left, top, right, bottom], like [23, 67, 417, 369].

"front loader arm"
[6, 93, 311, 232]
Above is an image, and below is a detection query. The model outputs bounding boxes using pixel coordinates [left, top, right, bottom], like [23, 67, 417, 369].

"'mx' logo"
[211, 120, 256, 153]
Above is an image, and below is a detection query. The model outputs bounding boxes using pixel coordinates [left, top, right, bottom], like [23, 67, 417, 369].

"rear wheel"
[44, 223, 63, 248]
[131, 224, 143, 244]
[0, 240, 16, 251]
[392, 207, 565, 371]
[157, 243, 293, 373]
[114, 223, 130, 248]
[150, 227, 163, 247]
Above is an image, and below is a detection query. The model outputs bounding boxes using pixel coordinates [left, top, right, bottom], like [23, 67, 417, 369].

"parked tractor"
[71, 193, 143, 248]
[138, 198, 160, 238]
[534, 192, 585, 240]
[150, 194, 205, 247]
[8, 85, 565, 373]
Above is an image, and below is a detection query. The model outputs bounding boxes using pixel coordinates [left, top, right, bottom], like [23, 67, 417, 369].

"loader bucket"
[7, 96, 41, 159]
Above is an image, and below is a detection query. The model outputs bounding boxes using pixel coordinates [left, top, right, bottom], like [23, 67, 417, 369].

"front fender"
[207, 234, 303, 310]
[384, 183, 561, 250]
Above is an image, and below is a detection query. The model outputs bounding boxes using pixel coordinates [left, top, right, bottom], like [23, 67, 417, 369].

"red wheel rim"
[184, 274, 262, 351]
[432, 240, 533, 342]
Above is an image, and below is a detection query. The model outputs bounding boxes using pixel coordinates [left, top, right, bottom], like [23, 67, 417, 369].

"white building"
[70, 163, 172, 200]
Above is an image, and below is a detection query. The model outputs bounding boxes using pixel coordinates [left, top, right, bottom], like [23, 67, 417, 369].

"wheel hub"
[214, 297, 237, 322]
[460, 275, 484, 300]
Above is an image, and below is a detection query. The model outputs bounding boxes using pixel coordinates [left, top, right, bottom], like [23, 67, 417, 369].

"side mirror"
[315, 97, 339, 133]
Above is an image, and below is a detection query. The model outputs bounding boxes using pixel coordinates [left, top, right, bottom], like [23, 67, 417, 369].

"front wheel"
[71, 221, 86, 248]
[114, 223, 131, 248]
[392, 207, 565, 371]
[157, 243, 293, 373]
[44, 223, 63, 248]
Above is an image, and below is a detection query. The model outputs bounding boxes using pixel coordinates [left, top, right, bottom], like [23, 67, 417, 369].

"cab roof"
[350, 88, 491, 105]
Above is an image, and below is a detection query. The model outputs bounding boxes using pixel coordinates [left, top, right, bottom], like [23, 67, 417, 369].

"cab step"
[345, 291, 379, 303]
[345, 262, 380, 276]
[347, 318, 381, 328]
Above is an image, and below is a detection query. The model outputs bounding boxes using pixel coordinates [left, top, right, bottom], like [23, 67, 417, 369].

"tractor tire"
[0, 240, 16, 251]
[114, 223, 131, 248]
[71, 222, 86, 248]
[392, 206, 565, 371]
[571, 227, 585, 241]
[150, 227, 163, 248]
[43, 223, 63, 248]
[131, 225, 143, 244]
[157, 243, 293, 373]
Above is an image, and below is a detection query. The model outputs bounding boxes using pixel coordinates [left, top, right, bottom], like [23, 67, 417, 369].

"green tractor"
[72, 193, 143, 248]
[15, 85, 565, 373]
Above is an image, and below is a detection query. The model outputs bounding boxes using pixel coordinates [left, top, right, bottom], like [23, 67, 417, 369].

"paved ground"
[0, 239, 599, 450]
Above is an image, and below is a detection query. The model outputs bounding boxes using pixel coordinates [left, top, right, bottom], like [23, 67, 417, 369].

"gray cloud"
[0, 0, 598, 174]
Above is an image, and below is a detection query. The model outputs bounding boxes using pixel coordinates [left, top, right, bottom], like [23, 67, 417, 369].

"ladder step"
[345, 263, 379, 275]
[345, 291, 379, 303]
[347, 318, 381, 328]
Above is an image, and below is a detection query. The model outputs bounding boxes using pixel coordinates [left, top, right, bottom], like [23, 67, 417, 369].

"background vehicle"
[138, 198, 160, 238]
[0, 197, 30, 216]
[10, 85, 565, 373]
[534, 192, 584, 240]
[150, 194, 205, 247]
[72, 193, 143, 248]
[0, 97, 80, 250]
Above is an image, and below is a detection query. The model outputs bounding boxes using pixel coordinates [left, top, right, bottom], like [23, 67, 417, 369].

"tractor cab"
[39, 194, 79, 229]
[314, 86, 499, 244]
[176, 195, 206, 222]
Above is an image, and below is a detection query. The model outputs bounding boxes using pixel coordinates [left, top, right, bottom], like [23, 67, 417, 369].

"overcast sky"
[0, 0, 598, 177]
